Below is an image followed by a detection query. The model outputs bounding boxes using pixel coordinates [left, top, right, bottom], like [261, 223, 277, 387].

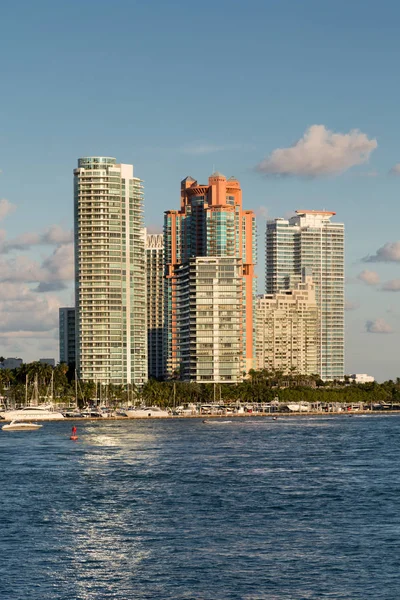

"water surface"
[1, 415, 399, 599]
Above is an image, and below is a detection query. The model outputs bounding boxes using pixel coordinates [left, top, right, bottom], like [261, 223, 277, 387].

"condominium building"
[59, 307, 76, 366]
[256, 273, 319, 375]
[175, 256, 244, 382]
[164, 172, 256, 382]
[146, 232, 164, 379]
[74, 157, 147, 386]
[265, 210, 344, 380]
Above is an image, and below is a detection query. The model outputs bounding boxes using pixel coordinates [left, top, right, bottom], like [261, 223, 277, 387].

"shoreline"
[2, 410, 399, 422]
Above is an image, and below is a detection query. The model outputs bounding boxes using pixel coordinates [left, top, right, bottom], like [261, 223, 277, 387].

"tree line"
[0, 363, 398, 408]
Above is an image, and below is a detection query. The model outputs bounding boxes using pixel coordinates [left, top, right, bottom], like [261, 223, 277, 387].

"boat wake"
[203, 420, 233, 425]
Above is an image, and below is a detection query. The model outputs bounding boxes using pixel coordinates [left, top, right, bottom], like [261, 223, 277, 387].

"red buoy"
[70, 426, 78, 441]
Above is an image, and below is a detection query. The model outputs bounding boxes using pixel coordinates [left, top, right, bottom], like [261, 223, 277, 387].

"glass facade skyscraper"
[59, 307, 76, 366]
[164, 173, 256, 383]
[265, 210, 344, 380]
[74, 157, 147, 386]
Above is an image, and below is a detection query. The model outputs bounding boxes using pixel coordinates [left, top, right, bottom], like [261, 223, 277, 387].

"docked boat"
[125, 407, 170, 418]
[81, 407, 103, 418]
[2, 405, 65, 421]
[286, 403, 310, 412]
[2, 420, 43, 431]
[63, 409, 84, 418]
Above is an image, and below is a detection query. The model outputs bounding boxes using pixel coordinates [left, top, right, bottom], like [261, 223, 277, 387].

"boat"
[125, 407, 170, 418]
[3, 374, 65, 422]
[2, 420, 43, 431]
[286, 403, 310, 412]
[63, 409, 83, 418]
[2, 405, 65, 421]
[81, 407, 103, 418]
[202, 420, 232, 425]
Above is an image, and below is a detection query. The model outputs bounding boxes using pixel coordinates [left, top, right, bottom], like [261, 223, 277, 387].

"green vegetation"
[0, 364, 399, 408]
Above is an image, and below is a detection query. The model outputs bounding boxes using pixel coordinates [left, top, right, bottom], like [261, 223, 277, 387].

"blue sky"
[1, 0, 400, 379]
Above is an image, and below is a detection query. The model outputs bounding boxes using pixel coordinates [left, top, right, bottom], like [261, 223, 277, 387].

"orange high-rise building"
[164, 172, 256, 383]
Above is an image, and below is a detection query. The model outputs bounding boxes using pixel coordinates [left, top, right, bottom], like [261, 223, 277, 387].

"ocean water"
[1, 415, 400, 599]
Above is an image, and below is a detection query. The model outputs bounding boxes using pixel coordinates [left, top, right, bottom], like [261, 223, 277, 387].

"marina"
[2, 401, 397, 427]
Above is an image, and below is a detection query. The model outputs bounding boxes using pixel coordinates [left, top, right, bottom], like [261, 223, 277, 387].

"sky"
[1, 0, 400, 380]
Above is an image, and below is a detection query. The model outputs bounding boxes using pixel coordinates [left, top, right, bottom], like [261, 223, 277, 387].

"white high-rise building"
[256, 273, 319, 375]
[174, 256, 244, 383]
[265, 210, 344, 380]
[74, 157, 147, 386]
[146, 232, 164, 379]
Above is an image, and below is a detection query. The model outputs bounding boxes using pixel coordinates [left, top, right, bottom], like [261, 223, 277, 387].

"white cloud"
[389, 163, 400, 175]
[0, 242, 74, 291]
[363, 242, 400, 263]
[382, 279, 400, 292]
[255, 124, 377, 177]
[357, 270, 380, 285]
[0, 199, 16, 221]
[0, 225, 73, 254]
[345, 300, 360, 311]
[0, 285, 60, 335]
[366, 318, 393, 334]
[41, 243, 74, 283]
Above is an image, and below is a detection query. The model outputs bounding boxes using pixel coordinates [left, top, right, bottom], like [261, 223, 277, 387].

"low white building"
[349, 374, 375, 384]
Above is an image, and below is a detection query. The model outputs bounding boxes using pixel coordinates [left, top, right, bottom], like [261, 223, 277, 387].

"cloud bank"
[382, 279, 400, 292]
[389, 163, 400, 175]
[363, 242, 400, 263]
[0, 225, 73, 254]
[255, 124, 377, 178]
[357, 270, 379, 285]
[365, 318, 393, 334]
[0, 199, 16, 221]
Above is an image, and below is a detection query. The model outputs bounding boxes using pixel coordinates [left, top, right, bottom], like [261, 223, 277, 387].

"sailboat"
[63, 372, 83, 417]
[2, 375, 64, 421]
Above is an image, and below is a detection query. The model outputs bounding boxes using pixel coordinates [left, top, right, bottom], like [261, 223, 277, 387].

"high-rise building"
[74, 157, 147, 386]
[256, 272, 319, 375]
[39, 358, 56, 367]
[164, 172, 256, 383]
[265, 210, 344, 380]
[146, 232, 164, 379]
[59, 307, 76, 366]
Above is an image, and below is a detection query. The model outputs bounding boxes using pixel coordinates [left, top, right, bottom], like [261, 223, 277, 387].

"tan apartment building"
[256, 273, 319, 376]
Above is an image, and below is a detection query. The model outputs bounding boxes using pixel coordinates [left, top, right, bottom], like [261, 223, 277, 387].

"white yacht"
[286, 403, 310, 413]
[2, 420, 43, 431]
[2, 405, 65, 421]
[125, 407, 170, 418]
